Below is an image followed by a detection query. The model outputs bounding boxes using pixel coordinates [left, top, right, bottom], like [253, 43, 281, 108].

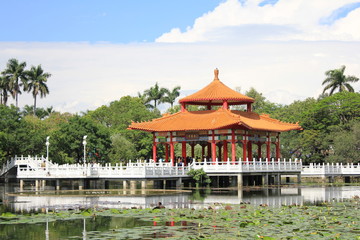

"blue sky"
[0, 0, 359, 113]
[0, 0, 222, 43]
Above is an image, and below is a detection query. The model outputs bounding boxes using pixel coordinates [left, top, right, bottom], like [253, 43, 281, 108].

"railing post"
[259, 158, 262, 171]
[281, 158, 284, 170]
[289, 159, 292, 170]
[265, 158, 269, 171]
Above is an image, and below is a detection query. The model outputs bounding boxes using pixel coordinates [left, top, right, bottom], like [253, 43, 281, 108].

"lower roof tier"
[128, 108, 302, 133]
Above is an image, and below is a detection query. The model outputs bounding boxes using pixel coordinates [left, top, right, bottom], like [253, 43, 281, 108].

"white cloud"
[1, 41, 359, 113]
[156, 0, 360, 43]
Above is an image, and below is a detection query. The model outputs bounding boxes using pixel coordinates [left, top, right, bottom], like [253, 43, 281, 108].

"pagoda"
[128, 69, 301, 165]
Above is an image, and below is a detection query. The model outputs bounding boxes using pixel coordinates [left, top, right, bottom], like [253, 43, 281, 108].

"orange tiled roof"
[128, 108, 302, 132]
[179, 69, 254, 105]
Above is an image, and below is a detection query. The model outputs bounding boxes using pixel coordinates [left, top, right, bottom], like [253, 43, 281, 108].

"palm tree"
[322, 65, 359, 95]
[45, 106, 55, 116]
[2, 58, 28, 107]
[137, 91, 154, 109]
[0, 74, 10, 105]
[144, 82, 167, 109]
[162, 86, 181, 108]
[25, 65, 51, 114]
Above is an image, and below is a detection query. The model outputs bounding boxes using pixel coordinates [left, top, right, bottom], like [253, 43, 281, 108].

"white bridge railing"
[0, 155, 49, 176]
[190, 158, 302, 173]
[2, 156, 360, 179]
[15, 158, 189, 179]
[302, 162, 360, 176]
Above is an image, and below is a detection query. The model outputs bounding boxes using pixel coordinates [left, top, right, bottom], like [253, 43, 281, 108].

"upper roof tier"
[179, 69, 254, 106]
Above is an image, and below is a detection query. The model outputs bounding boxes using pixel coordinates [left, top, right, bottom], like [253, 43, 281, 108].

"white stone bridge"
[1, 156, 360, 189]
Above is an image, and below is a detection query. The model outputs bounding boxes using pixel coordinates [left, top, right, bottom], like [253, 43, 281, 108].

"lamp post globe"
[83, 135, 87, 164]
[46, 136, 50, 161]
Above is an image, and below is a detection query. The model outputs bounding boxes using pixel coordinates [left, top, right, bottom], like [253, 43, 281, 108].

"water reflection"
[45, 219, 49, 240]
[1, 185, 360, 212]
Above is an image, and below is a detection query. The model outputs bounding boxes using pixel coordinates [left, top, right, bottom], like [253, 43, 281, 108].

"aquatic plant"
[1, 199, 360, 239]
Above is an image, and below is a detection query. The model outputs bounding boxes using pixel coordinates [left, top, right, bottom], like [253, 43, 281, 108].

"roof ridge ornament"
[214, 68, 219, 81]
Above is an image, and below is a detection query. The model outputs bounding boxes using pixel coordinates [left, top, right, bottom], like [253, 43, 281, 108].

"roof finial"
[214, 68, 219, 80]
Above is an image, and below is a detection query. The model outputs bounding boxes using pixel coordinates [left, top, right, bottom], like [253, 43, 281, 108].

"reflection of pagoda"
[129, 69, 301, 164]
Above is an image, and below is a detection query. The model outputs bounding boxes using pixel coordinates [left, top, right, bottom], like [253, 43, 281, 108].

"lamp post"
[83, 135, 87, 164]
[46, 136, 50, 160]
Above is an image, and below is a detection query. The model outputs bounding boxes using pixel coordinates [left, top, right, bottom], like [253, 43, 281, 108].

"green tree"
[322, 65, 359, 95]
[25, 65, 51, 114]
[0, 74, 10, 105]
[144, 82, 167, 109]
[88, 96, 159, 131]
[51, 115, 111, 164]
[0, 105, 22, 163]
[87, 96, 160, 161]
[2, 58, 28, 107]
[137, 91, 153, 109]
[16, 115, 51, 157]
[326, 120, 360, 163]
[21, 105, 55, 119]
[274, 92, 360, 163]
[109, 133, 137, 162]
[162, 86, 181, 108]
[301, 92, 360, 131]
[187, 168, 211, 188]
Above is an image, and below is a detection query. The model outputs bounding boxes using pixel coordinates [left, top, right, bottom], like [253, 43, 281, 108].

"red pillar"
[170, 132, 175, 166]
[257, 143, 262, 159]
[247, 103, 252, 112]
[222, 101, 228, 109]
[242, 135, 247, 161]
[191, 143, 195, 159]
[247, 141, 253, 161]
[276, 134, 281, 160]
[181, 103, 186, 112]
[223, 140, 228, 161]
[165, 144, 169, 162]
[152, 133, 157, 162]
[182, 142, 187, 165]
[231, 130, 236, 163]
[266, 134, 271, 161]
[211, 130, 216, 162]
[218, 144, 222, 161]
[207, 142, 211, 160]
[202, 144, 205, 160]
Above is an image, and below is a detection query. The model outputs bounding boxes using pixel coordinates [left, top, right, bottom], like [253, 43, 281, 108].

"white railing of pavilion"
[190, 158, 302, 173]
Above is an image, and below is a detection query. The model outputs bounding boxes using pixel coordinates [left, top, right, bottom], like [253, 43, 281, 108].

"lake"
[1, 184, 360, 239]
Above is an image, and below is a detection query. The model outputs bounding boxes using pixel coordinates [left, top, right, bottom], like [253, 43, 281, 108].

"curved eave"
[232, 111, 302, 132]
